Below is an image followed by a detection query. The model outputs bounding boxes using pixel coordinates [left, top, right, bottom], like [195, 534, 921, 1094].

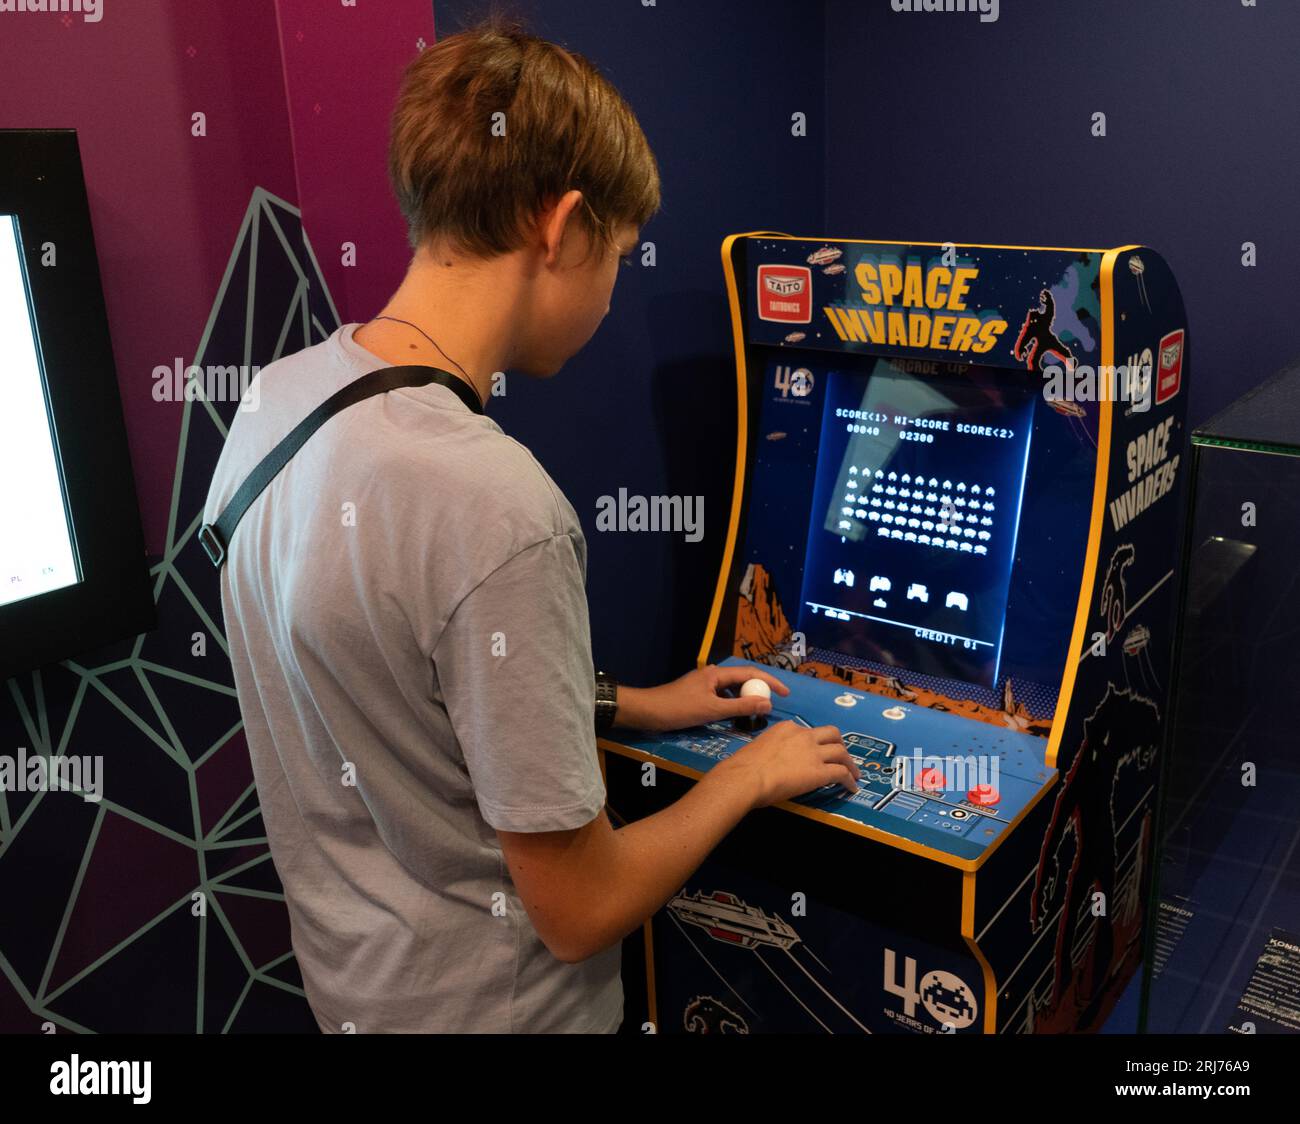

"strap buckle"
[198, 524, 227, 568]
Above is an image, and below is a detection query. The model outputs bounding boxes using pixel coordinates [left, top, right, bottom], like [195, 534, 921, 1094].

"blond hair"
[388, 16, 661, 262]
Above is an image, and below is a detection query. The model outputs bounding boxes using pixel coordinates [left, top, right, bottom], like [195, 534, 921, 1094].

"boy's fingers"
[711, 665, 791, 696]
[715, 696, 772, 717]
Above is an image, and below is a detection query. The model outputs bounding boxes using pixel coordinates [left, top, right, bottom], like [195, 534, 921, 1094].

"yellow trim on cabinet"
[697, 233, 757, 669]
[1043, 245, 1136, 769]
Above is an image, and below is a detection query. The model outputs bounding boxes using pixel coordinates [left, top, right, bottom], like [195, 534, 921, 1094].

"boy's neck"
[354, 245, 526, 407]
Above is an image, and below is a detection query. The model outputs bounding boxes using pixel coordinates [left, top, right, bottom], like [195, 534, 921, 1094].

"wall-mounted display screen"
[0, 213, 81, 607]
[0, 129, 154, 681]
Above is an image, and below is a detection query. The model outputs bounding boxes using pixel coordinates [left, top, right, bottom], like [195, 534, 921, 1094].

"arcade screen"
[0, 213, 81, 607]
[753, 355, 1037, 689]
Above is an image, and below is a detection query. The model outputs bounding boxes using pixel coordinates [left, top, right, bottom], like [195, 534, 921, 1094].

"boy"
[204, 19, 856, 1034]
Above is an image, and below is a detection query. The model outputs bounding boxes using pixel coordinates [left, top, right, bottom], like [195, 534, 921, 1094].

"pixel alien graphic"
[920, 971, 977, 1028]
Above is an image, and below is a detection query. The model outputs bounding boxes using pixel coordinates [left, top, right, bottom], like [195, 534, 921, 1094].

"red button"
[967, 784, 1000, 806]
[919, 767, 947, 793]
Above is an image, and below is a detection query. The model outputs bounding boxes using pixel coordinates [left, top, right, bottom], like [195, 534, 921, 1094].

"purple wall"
[0, 2, 296, 554]
[276, 0, 434, 323]
[0, 0, 432, 556]
[0, 0, 434, 1034]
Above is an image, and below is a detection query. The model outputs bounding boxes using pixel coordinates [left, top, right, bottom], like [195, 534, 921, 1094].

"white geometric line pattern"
[0, 188, 339, 1033]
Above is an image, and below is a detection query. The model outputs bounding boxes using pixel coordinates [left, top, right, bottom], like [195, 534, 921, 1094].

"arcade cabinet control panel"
[618, 656, 1055, 863]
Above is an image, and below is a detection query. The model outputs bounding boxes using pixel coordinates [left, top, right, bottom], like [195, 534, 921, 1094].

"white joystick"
[735, 677, 772, 733]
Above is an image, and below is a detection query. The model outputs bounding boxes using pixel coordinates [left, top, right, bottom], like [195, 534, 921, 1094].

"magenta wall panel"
[275, 0, 436, 324]
[0, 0, 434, 1032]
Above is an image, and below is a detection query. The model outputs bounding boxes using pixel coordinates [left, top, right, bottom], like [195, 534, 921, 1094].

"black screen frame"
[0, 129, 154, 679]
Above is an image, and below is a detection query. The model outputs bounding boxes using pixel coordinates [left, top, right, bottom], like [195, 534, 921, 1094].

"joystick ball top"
[739, 678, 772, 700]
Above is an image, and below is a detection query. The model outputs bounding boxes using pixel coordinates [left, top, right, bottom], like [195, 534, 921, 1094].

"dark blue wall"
[824, 0, 1297, 428]
[438, 0, 1297, 687]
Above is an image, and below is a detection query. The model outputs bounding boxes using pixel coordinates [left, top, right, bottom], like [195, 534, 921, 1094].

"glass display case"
[1141, 359, 1300, 1033]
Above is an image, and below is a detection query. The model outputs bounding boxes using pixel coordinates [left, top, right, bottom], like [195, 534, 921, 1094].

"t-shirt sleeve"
[431, 532, 606, 832]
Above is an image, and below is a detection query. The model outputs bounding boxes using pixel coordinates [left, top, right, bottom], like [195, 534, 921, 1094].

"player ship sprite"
[669, 889, 802, 951]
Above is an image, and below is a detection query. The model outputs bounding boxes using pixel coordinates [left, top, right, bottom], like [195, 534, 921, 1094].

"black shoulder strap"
[199, 364, 483, 568]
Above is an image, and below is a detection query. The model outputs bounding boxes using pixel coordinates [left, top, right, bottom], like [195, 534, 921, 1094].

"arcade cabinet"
[601, 234, 1191, 1034]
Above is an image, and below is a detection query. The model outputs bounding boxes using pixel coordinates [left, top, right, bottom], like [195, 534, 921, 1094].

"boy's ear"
[539, 190, 587, 266]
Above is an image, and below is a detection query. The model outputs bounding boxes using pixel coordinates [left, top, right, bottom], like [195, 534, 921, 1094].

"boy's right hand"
[719, 720, 859, 810]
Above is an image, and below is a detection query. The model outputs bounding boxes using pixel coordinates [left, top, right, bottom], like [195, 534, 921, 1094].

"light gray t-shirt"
[203, 323, 622, 1033]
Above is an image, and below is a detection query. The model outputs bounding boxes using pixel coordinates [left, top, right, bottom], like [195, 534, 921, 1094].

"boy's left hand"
[610, 664, 790, 733]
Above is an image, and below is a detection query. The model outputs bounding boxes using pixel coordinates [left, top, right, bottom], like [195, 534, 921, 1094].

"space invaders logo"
[757, 264, 812, 323]
[1156, 329, 1184, 405]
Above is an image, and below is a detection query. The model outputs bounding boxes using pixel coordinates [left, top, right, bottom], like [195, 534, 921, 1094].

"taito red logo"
[757, 264, 812, 323]
[1156, 329, 1184, 405]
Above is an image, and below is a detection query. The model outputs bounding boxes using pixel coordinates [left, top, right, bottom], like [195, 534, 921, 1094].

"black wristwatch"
[594, 670, 619, 734]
